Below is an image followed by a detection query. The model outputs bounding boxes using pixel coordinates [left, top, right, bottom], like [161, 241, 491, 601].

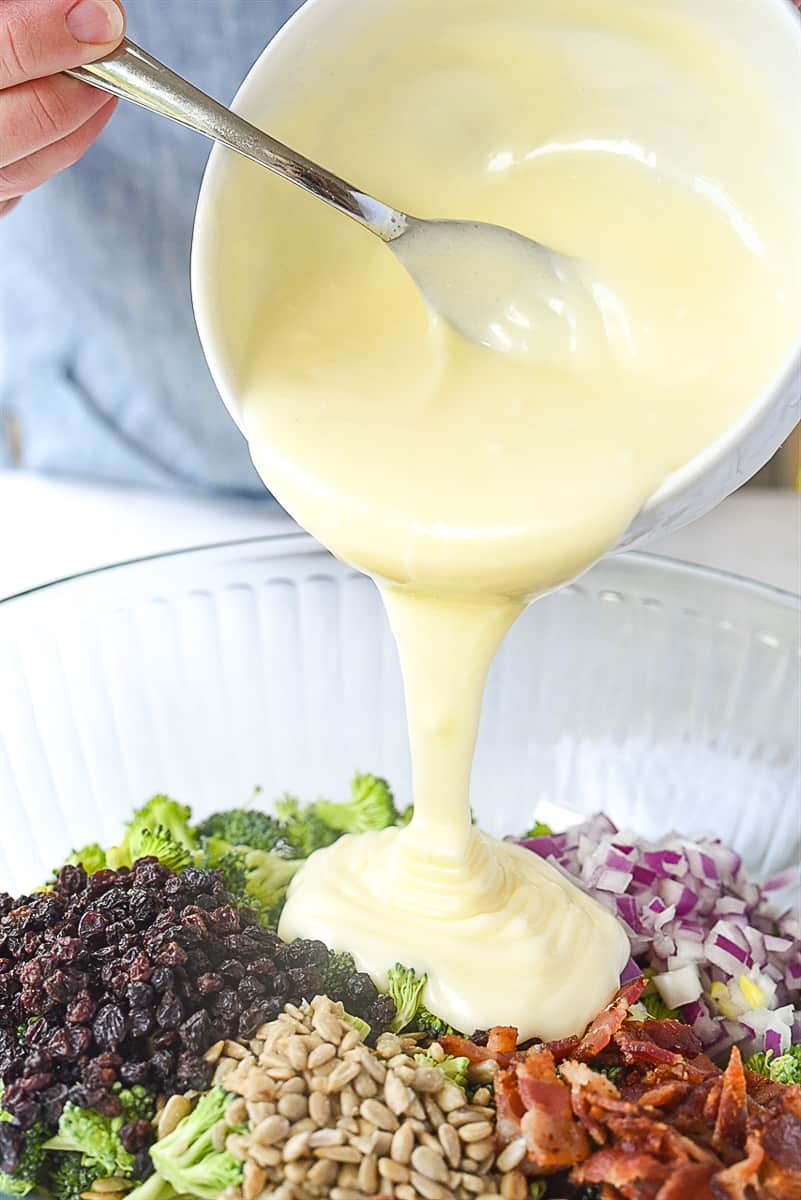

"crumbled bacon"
[574, 976, 647, 1060]
[454, 979, 801, 1198]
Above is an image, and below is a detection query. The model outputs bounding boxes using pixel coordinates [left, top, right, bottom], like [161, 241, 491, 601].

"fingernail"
[66, 0, 124, 45]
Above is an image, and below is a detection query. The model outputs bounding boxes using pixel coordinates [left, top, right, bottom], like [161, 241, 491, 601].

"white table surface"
[0, 471, 799, 601]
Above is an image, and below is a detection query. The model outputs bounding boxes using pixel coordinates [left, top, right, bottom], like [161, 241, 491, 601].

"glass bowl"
[0, 535, 798, 897]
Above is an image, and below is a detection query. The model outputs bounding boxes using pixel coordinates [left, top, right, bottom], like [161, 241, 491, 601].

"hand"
[0, 0, 125, 216]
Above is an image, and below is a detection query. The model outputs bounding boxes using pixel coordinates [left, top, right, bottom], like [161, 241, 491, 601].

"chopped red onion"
[517, 813, 800, 1057]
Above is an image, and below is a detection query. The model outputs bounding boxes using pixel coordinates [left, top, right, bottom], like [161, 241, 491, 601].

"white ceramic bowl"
[192, 0, 801, 554]
[0, 537, 798, 897]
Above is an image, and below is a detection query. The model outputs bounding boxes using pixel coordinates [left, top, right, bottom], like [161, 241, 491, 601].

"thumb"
[0, 0, 125, 89]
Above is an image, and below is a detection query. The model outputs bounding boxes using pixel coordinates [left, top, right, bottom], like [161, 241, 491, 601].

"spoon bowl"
[393, 218, 601, 362]
[68, 40, 571, 361]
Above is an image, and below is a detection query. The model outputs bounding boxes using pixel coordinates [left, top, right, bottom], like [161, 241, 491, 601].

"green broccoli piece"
[414, 1052, 470, 1089]
[142, 1088, 243, 1200]
[522, 820, 553, 839]
[123, 1175, 176, 1200]
[43, 1152, 104, 1200]
[743, 1046, 801, 1084]
[116, 1086, 156, 1125]
[107, 795, 197, 871]
[415, 1007, 457, 1039]
[65, 844, 107, 874]
[744, 1050, 772, 1077]
[320, 950, 358, 995]
[274, 795, 340, 858]
[386, 964, 429, 1033]
[43, 1105, 135, 1179]
[312, 773, 398, 835]
[200, 839, 300, 922]
[342, 1013, 371, 1042]
[0, 1119, 49, 1197]
[195, 807, 288, 855]
[128, 826, 192, 873]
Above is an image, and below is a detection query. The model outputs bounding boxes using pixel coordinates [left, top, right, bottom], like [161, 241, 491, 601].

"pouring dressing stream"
[194, 0, 801, 1039]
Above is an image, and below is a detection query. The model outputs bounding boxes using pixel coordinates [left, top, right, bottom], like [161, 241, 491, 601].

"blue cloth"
[0, 0, 304, 493]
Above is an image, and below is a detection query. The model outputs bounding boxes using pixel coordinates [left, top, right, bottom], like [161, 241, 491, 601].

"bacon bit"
[559, 1059, 627, 1143]
[762, 1112, 801, 1173]
[712, 1132, 764, 1199]
[654, 1162, 717, 1199]
[439, 1034, 508, 1066]
[539, 1034, 580, 1061]
[637, 1079, 692, 1109]
[574, 977, 647, 1060]
[487, 1026, 517, 1054]
[639, 1019, 702, 1058]
[713, 1045, 747, 1152]
[515, 1052, 590, 1171]
[575, 1146, 669, 1188]
[495, 1064, 525, 1145]
[614, 1023, 683, 1067]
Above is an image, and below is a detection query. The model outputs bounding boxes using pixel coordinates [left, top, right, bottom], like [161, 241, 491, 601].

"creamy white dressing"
[212, 0, 800, 1039]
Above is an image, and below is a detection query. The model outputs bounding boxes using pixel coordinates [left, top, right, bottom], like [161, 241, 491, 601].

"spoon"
[68, 39, 592, 358]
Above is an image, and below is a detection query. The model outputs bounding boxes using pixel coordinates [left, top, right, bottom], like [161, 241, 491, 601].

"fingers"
[0, 73, 114, 168]
[0, 95, 115, 201]
[0, 0, 126, 89]
[0, 197, 21, 218]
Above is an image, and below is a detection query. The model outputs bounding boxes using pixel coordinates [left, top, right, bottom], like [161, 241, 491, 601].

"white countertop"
[0, 471, 799, 600]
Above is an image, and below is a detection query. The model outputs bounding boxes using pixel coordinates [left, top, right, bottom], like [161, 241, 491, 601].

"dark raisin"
[120, 1119, 153, 1154]
[179, 1010, 213, 1054]
[197, 972, 223, 994]
[128, 1008, 155, 1038]
[156, 991, 183, 1030]
[93, 1005, 127, 1050]
[132, 1148, 155, 1182]
[66, 991, 97, 1024]
[119, 1059, 151, 1087]
[175, 1051, 213, 1092]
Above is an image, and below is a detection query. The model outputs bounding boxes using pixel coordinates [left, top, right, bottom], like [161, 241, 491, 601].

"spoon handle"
[67, 39, 407, 242]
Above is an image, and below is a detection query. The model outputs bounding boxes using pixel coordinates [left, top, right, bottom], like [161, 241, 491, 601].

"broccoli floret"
[320, 950, 358, 995]
[117, 1086, 156, 1125]
[107, 795, 197, 871]
[142, 1088, 243, 1200]
[200, 839, 300, 922]
[43, 1152, 103, 1200]
[342, 1013, 371, 1042]
[312, 773, 398, 836]
[414, 1052, 470, 1089]
[0, 1116, 49, 1197]
[770, 1047, 801, 1084]
[65, 844, 107, 874]
[749, 1044, 801, 1085]
[195, 806, 288, 855]
[128, 826, 192, 873]
[43, 1104, 135, 1179]
[522, 820, 553, 839]
[124, 1175, 175, 1200]
[273, 795, 340, 858]
[415, 1007, 456, 1039]
[386, 963, 428, 1033]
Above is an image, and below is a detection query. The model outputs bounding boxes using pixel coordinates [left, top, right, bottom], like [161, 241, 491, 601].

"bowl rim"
[1, 532, 798, 611]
